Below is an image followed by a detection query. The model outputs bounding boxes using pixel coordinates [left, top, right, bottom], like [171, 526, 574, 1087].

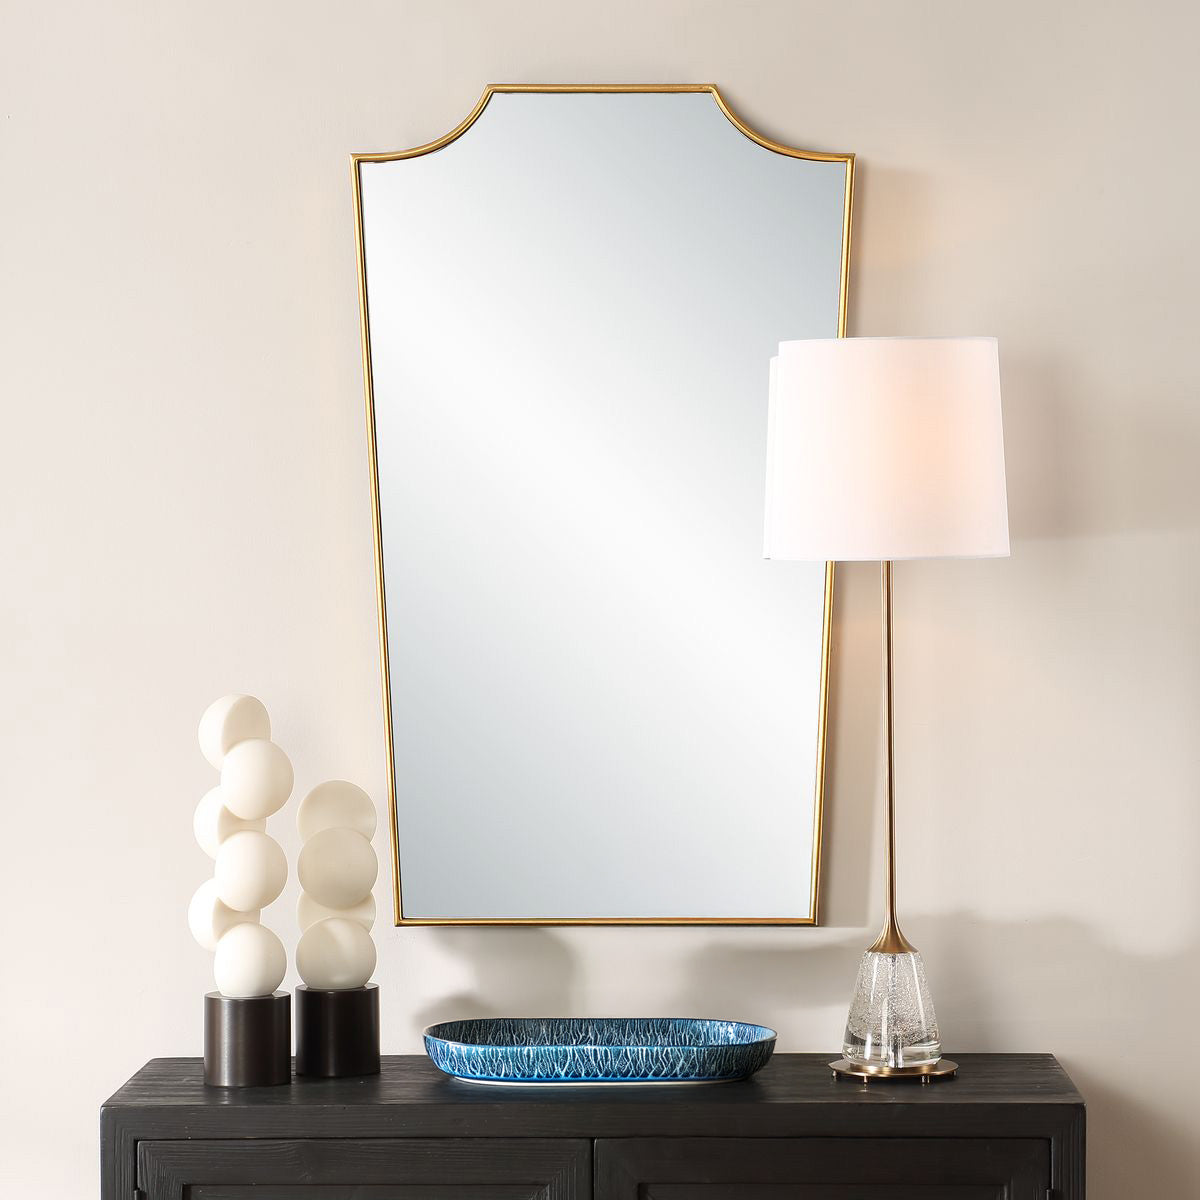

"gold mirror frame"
[351, 84, 854, 926]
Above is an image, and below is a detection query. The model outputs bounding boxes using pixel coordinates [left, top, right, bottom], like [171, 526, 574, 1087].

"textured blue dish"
[423, 1017, 777, 1084]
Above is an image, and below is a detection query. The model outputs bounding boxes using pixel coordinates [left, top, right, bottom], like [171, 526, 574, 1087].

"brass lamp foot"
[829, 1057, 958, 1083]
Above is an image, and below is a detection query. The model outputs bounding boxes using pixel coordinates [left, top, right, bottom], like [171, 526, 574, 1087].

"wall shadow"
[844, 162, 940, 333]
[671, 934, 866, 1027]
[411, 926, 577, 1031]
[1000, 347, 1199, 542]
[931, 912, 1198, 1198]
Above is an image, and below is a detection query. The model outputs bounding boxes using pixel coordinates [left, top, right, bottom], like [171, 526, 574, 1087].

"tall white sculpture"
[190, 695, 291, 999]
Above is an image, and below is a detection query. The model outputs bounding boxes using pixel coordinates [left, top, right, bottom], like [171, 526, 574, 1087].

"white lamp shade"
[764, 337, 1010, 561]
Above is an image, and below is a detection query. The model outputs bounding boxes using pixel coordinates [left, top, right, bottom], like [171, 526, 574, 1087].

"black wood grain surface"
[101, 1054, 1084, 1200]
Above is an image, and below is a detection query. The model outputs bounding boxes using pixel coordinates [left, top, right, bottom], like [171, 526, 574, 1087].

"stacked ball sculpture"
[294, 781, 381, 1077]
[191, 695, 293, 1086]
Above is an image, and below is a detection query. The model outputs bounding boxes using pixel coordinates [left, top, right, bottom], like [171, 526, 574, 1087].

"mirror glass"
[356, 89, 851, 923]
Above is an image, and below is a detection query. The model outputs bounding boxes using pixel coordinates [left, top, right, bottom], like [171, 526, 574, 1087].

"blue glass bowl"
[423, 1017, 777, 1084]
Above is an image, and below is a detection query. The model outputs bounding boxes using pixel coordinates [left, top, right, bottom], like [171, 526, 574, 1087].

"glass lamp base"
[841, 949, 942, 1070]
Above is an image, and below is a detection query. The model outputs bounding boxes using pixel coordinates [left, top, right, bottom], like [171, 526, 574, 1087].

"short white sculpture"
[297, 891, 376, 933]
[191, 695, 293, 998]
[297, 827, 378, 910]
[297, 780, 377, 841]
[295, 780, 378, 992]
[296, 916, 377, 991]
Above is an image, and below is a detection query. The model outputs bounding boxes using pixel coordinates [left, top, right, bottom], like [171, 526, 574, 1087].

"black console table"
[102, 1053, 1084, 1199]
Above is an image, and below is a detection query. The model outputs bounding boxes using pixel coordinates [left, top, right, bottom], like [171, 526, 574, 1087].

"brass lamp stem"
[868, 560, 916, 956]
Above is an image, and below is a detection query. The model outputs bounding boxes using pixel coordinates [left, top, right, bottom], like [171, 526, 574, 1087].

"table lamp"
[764, 336, 1009, 1081]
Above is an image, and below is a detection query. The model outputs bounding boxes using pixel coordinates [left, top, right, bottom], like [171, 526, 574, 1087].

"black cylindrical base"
[295, 984, 380, 1077]
[204, 991, 291, 1087]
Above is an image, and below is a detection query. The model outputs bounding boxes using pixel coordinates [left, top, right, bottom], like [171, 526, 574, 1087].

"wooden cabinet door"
[596, 1137, 1050, 1200]
[137, 1138, 590, 1200]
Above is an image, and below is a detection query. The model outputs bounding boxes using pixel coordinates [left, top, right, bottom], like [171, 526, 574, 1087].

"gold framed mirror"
[352, 85, 853, 925]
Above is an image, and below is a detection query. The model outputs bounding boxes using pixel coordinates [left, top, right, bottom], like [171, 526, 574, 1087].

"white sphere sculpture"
[192, 695, 299, 1025]
[193, 786, 266, 859]
[296, 917, 377, 990]
[297, 827, 377, 910]
[220, 738, 294, 820]
[188, 879, 260, 951]
[197, 694, 271, 770]
[213, 922, 287, 998]
[214, 830, 288, 912]
[297, 890, 376, 934]
[297, 780, 377, 842]
[295, 778, 379, 994]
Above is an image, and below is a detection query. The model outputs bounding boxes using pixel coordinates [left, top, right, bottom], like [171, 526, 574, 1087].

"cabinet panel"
[189, 1190, 536, 1200]
[643, 1190, 998, 1200]
[138, 1138, 590, 1200]
[644, 1188, 999, 1200]
[596, 1138, 1049, 1200]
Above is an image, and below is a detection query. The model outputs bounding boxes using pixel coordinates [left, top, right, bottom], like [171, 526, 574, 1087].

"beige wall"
[4, 0, 1198, 1194]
